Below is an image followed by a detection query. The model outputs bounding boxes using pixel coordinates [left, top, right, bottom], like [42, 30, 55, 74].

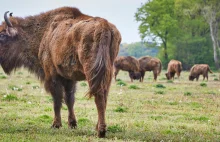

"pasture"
[0, 67, 219, 141]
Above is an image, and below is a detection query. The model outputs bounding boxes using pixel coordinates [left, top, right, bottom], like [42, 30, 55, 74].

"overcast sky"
[0, 0, 146, 43]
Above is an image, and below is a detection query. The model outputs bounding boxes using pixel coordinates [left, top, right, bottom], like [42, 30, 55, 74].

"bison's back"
[190, 64, 210, 75]
[114, 56, 139, 72]
[167, 60, 182, 73]
[39, 15, 121, 81]
[138, 56, 161, 71]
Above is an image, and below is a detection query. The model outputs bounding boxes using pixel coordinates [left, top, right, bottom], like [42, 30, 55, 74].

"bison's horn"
[9, 12, 13, 17]
[4, 11, 13, 27]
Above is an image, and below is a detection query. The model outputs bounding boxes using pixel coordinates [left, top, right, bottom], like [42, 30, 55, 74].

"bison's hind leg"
[94, 90, 107, 138]
[62, 79, 77, 128]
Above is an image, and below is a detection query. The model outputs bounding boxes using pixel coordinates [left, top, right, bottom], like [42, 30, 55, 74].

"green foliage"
[80, 82, 87, 87]
[114, 106, 128, 113]
[2, 94, 18, 101]
[0, 75, 7, 79]
[184, 92, 192, 96]
[128, 85, 140, 89]
[155, 90, 165, 95]
[155, 84, 166, 88]
[116, 78, 122, 82]
[200, 82, 207, 87]
[26, 81, 31, 84]
[213, 78, 219, 81]
[32, 85, 40, 89]
[78, 118, 91, 126]
[36, 115, 52, 123]
[117, 81, 127, 86]
[107, 124, 123, 133]
[8, 85, 22, 91]
[167, 80, 173, 83]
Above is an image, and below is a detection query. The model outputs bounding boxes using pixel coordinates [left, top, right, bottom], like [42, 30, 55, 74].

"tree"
[176, 0, 220, 69]
[135, 0, 178, 64]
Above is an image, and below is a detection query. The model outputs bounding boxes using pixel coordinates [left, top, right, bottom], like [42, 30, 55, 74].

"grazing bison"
[0, 7, 121, 138]
[165, 60, 182, 80]
[138, 56, 162, 82]
[113, 56, 140, 82]
[189, 64, 213, 81]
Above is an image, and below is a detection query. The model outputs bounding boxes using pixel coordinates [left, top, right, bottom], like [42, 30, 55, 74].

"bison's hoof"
[69, 121, 77, 129]
[98, 130, 106, 138]
[51, 123, 62, 129]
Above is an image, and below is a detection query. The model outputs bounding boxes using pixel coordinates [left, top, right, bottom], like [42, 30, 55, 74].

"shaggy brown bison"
[0, 7, 121, 138]
[189, 64, 213, 81]
[165, 60, 182, 80]
[113, 56, 140, 82]
[138, 56, 162, 82]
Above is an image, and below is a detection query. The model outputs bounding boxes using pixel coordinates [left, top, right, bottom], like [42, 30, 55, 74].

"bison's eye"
[0, 33, 8, 42]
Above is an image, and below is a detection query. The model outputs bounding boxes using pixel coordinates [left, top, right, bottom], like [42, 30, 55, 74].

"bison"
[138, 56, 162, 82]
[189, 64, 213, 81]
[113, 56, 140, 82]
[0, 7, 121, 138]
[165, 60, 182, 80]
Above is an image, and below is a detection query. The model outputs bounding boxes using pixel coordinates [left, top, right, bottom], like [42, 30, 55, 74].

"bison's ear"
[4, 11, 18, 37]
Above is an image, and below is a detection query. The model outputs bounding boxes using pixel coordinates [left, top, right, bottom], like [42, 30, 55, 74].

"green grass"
[0, 68, 219, 141]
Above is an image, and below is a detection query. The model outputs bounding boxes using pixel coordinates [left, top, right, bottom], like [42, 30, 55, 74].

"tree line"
[135, 0, 219, 70]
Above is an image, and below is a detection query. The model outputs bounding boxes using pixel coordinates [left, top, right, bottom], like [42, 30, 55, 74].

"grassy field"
[0, 67, 219, 142]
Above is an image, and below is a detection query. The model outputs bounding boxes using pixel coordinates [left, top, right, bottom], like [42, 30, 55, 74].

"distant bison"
[0, 7, 121, 138]
[165, 60, 182, 80]
[189, 64, 213, 81]
[113, 56, 140, 82]
[138, 56, 162, 82]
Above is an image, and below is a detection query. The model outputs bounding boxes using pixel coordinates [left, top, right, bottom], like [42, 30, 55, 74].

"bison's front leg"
[63, 80, 77, 128]
[94, 91, 107, 138]
[45, 78, 63, 128]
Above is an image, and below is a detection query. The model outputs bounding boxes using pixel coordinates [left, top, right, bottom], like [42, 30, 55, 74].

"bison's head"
[189, 75, 195, 81]
[0, 11, 18, 43]
[129, 71, 141, 80]
[165, 73, 171, 80]
[0, 11, 22, 74]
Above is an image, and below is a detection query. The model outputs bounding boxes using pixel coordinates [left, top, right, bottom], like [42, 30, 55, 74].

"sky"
[0, 0, 146, 44]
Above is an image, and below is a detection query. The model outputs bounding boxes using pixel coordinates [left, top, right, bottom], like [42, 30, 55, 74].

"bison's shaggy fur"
[113, 56, 140, 82]
[138, 56, 162, 82]
[165, 60, 182, 80]
[189, 64, 213, 81]
[0, 7, 121, 138]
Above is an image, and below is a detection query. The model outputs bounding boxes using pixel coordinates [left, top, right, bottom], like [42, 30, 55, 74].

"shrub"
[32, 85, 40, 89]
[200, 82, 207, 87]
[213, 78, 219, 81]
[117, 81, 127, 86]
[26, 81, 31, 84]
[155, 90, 164, 95]
[2, 94, 18, 101]
[80, 82, 87, 87]
[114, 106, 127, 113]
[0, 75, 7, 79]
[184, 92, 192, 96]
[128, 85, 140, 89]
[8, 85, 22, 91]
[116, 78, 122, 81]
[155, 84, 166, 88]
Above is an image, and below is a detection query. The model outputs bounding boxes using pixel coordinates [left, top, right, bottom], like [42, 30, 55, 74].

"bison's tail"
[208, 66, 213, 73]
[87, 23, 113, 97]
[157, 61, 162, 75]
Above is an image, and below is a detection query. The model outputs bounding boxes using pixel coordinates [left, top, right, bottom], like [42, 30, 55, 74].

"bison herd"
[114, 56, 213, 82]
[0, 7, 215, 138]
